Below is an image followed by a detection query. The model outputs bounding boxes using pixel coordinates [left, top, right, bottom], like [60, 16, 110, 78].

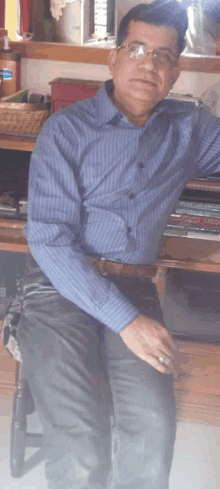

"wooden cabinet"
[49, 78, 102, 113]
[174, 340, 220, 426]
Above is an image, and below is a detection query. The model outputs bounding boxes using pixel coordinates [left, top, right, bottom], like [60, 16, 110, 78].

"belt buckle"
[100, 256, 120, 276]
[100, 257, 108, 275]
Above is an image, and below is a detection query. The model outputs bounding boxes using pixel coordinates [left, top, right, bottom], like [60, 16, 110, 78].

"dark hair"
[116, 1, 188, 56]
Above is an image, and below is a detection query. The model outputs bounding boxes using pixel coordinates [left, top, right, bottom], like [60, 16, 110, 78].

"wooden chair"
[10, 360, 43, 478]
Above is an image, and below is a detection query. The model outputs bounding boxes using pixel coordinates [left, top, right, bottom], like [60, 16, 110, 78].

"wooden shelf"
[174, 340, 220, 426]
[0, 134, 36, 152]
[0, 219, 27, 252]
[157, 235, 220, 268]
[0, 40, 220, 73]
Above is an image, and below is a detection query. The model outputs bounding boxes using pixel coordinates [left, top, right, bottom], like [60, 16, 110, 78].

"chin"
[129, 91, 159, 108]
[129, 85, 158, 100]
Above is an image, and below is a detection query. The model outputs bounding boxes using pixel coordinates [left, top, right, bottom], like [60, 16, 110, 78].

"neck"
[111, 93, 152, 127]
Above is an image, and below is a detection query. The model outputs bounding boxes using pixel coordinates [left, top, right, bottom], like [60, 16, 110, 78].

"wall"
[173, 70, 220, 98]
[21, 59, 110, 96]
[20, 57, 220, 98]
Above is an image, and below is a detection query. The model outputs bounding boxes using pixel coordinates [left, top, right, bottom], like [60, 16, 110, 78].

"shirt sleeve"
[26, 113, 139, 333]
[193, 109, 220, 177]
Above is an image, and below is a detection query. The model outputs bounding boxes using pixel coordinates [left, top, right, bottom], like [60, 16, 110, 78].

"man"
[12, 1, 220, 488]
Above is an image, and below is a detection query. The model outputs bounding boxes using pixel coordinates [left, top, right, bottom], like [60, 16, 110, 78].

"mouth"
[132, 79, 157, 88]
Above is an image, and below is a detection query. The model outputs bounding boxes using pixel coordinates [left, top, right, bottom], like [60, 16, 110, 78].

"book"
[186, 180, 220, 192]
[176, 200, 220, 216]
[168, 212, 220, 229]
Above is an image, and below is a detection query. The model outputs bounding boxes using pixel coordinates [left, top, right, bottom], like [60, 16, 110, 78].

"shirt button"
[139, 162, 144, 169]
[129, 193, 134, 199]
[127, 227, 132, 233]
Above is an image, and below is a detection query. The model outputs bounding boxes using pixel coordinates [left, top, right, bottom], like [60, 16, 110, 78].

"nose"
[138, 52, 157, 72]
[139, 52, 157, 68]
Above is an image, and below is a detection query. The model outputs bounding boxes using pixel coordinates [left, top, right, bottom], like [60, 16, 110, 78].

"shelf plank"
[155, 256, 220, 273]
[0, 41, 220, 73]
[0, 221, 28, 252]
[0, 134, 36, 151]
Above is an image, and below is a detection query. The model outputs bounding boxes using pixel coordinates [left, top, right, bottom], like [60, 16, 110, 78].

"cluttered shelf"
[1, 41, 220, 73]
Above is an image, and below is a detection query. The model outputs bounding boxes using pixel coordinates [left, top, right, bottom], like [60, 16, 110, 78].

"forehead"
[125, 21, 178, 51]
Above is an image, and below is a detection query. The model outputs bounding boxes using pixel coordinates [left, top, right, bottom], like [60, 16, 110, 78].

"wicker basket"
[0, 90, 51, 136]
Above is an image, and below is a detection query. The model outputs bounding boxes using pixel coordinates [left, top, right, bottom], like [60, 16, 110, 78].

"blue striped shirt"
[24, 79, 220, 332]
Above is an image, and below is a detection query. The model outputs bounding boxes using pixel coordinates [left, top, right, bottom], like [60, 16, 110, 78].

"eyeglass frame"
[117, 42, 179, 68]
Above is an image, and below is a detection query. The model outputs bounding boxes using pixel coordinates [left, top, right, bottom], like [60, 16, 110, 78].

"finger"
[158, 355, 171, 367]
[147, 339, 175, 361]
[140, 341, 175, 367]
[139, 353, 173, 375]
[151, 327, 177, 355]
[156, 352, 178, 375]
[171, 349, 180, 380]
[158, 344, 175, 359]
[160, 329, 177, 351]
[158, 353, 179, 379]
[169, 361, 179, 380]
[157, 323, 176, 343]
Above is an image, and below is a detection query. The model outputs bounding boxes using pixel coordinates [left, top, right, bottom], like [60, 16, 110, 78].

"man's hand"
[119, 314, 177, 375]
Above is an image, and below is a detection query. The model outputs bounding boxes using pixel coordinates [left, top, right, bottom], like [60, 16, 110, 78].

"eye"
[128, 44, 145, 59]
[154, 50, 173, 64]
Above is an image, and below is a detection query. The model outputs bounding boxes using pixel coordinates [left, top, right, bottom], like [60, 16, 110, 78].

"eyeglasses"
[117, 42, 178, 68]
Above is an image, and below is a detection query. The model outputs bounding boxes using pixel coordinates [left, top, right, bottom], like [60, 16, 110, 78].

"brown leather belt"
[88, 256, 158, 278]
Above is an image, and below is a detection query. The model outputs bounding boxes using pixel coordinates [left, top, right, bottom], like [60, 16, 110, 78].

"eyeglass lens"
[126, 43, 175, 66]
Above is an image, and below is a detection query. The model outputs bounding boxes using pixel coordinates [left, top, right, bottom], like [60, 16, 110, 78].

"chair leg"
[10, 362, 28, 478]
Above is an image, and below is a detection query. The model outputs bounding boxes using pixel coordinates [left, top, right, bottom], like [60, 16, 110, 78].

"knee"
[117, 400, 176, 447]
[146, 406, 176, 444]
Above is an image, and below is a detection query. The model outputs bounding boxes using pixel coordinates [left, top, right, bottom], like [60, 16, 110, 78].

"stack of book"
[1, 175, 220, 240]
[166, 175, 220, 239]
[0, 192, 27, 220]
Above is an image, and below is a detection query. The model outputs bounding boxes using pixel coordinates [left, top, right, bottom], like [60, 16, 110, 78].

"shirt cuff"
[96, 283, 139, 333]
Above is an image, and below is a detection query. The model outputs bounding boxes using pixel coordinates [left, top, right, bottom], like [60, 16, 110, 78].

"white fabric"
[201, 81, 220, 117]
[184, 5, 218, 55]
[50, 0, 76, 21]
[2, 297, 22, 362]
[2, 313, 22, 362]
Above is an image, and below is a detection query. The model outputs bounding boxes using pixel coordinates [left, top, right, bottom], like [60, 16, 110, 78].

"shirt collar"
[95, 79, 167, 127]
[95, 80, 119, 126]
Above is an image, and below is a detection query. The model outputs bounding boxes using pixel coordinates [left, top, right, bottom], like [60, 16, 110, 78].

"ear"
[171, 60, 181, 87]
[108, 48, 118, 75]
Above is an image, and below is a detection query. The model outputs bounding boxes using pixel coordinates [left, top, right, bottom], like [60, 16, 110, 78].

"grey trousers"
[16, 255, 176, 489]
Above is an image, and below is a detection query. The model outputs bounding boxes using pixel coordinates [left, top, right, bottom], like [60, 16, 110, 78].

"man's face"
[109, 21, 181, 121]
